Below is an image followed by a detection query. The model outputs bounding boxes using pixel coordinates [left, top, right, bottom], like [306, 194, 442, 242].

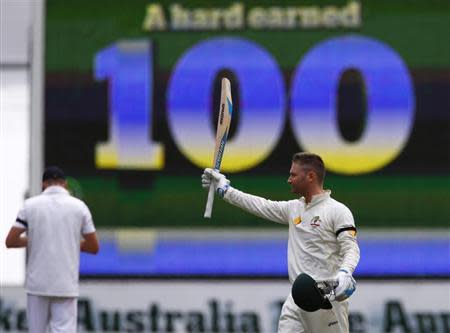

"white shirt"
[13, 186, 95, 297]
[224, 188, 360, 283]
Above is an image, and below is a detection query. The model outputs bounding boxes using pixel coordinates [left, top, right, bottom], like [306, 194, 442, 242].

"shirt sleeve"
[14, 206, 28, 229]
[223, 187, 290, 225]
[81, 203, 96, 234]
[334, 204, 360, 274]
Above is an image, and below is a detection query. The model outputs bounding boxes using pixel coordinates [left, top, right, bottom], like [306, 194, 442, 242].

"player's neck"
[304, 186, 325, 204]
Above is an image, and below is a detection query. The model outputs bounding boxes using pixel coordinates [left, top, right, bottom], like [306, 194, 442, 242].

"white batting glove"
[334, 269, 356, 302]
[201, 168, 230, 197]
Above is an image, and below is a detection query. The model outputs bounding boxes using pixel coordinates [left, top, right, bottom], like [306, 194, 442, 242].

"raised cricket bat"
[204, 78, 233, 218]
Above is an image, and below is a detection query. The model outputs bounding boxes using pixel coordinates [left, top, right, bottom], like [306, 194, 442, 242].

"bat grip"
[204, 183, 216, 218]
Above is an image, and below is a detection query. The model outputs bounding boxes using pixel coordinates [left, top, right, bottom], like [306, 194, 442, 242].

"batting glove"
[201, 168, 230, 198]
[334, 269, 356, 302]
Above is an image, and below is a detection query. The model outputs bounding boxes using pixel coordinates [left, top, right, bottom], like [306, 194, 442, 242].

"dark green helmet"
[291, 273, 333, 312]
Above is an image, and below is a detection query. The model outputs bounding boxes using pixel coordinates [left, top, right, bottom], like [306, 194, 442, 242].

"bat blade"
[204, 78, 233, 219]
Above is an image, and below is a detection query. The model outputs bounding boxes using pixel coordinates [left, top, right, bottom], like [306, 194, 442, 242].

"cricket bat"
[204, 78, 233, 218]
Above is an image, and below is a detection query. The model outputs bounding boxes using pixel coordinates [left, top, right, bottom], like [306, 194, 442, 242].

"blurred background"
[1, 0, 449, 332]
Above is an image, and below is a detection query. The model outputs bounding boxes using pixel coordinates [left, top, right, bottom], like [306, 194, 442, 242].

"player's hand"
[201, 168, 230, 197]
[334, 269, 356, 302]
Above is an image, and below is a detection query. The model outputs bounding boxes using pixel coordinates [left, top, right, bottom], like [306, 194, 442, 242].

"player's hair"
[292, 152, 326, 184]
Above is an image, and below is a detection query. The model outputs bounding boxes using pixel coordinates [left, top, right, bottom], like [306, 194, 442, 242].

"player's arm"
[334, 207, 360, 274]
[80, 232, 99, 254]
[80, 203, 99, 254]
[5, 227, 27, 248]
[337, 232, 360, 273]
[6, 208, 29, 248]
[202, 168, 289, 224]
[333, 205, 360, 301]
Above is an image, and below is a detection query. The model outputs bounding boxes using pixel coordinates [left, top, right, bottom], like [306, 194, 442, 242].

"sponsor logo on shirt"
[310, 216, 321, 227]
[328, 320, 338, 327]
[293, 217, 302, 225]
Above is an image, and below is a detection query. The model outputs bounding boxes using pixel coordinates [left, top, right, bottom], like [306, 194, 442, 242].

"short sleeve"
[14, 206, 28, 229]
[81, 203, 96, 234]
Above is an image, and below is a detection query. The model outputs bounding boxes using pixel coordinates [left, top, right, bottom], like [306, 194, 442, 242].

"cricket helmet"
[291, 273, 333, 312]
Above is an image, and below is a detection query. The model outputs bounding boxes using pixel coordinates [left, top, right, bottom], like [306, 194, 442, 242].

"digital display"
[92, 35, 416, 174]
[44, 1, 449, 247]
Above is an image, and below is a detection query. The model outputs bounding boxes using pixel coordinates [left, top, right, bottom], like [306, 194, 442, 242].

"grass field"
[74, 174, 450, 228]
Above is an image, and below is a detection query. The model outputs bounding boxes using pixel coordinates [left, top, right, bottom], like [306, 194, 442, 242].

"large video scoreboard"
[45, 0, 450, 228]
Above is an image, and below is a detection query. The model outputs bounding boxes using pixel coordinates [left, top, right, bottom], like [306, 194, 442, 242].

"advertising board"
[2, 280, 449, 332]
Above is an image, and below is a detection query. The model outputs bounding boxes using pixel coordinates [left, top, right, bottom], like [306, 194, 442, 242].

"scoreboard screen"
[45, 0, 450, 229]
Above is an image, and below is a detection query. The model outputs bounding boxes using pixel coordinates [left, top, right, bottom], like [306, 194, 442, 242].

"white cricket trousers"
[278, 293, 349, 333]
[27, 294, 77, 333]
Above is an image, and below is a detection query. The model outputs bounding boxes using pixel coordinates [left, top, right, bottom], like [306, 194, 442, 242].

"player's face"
[287, 162, 312, 196]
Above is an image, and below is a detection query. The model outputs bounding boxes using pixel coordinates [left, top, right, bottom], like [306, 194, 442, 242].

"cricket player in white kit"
[202, 152, 360, 333]
[5, 166, 99, 333]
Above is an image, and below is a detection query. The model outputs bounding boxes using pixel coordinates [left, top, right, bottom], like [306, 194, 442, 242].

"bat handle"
[204, 183, 216, 218]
